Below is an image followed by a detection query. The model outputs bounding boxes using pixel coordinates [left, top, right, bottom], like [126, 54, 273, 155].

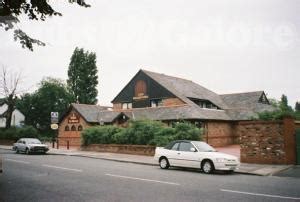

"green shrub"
[16, 126, 39, 139]
[0, 126, 40, 141]
[81, 120, 203, 146]
[173, 122, 202, 140]
[81, 125, 123, 146]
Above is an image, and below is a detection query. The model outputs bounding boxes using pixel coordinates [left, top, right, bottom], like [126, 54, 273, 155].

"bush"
[0, 126, 40, 141]
[81, 120, 203, 146]
[81, 125, 123, 146]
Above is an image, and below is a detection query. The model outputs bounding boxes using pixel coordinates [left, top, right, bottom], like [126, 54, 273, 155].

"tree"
[295, 102, 300, 112]
[17, 77, 74, 137]
[279, 94, 293, 112]
[0, 0, 90, 51]
[67, 47, 98, 104]
[257, 94, 295, 120]
[0, 67, 23, 128]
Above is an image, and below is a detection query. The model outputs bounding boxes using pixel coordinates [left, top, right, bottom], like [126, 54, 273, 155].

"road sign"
[51, 112, 59, 123]
[51, 124, 59, 130]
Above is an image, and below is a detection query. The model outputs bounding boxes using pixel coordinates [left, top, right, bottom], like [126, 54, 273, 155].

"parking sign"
[51, 112, 59, 123]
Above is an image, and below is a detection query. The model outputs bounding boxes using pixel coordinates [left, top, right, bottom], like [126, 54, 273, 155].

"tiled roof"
[71, 104, 120, 123]
[142, 70, 228, 109]
[69, 71, 275, 122]
[124, 105, 232, 121]
[220, 92, 275, 120]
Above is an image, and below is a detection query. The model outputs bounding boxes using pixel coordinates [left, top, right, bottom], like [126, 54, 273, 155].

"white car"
[13, 138, 49, 154]
[154, 140, 239, 174]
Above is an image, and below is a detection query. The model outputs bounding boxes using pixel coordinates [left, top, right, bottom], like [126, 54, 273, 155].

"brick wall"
[0, 139, 15, 145]
[113, 103, 122, 110]
[204, 121, 235, 147]
[58, 109, 91, 148]
[82, 144, 156, 156]
[238, 117, 296, 164]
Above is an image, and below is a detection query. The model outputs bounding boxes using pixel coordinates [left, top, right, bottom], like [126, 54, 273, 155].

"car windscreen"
[27, 139, 41, 144]
[192, 141, 216, 152]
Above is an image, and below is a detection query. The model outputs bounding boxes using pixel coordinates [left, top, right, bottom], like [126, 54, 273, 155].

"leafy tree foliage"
[17, 77, 74, 137]
[295, 102, 300, 112]
[0, 0, 90, 51]
[295, 101, 300, 120]
[67, 47, 98, 104]
[257, 94, 297, 120]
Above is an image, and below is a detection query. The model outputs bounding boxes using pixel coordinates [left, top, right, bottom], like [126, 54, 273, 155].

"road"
[1, 149, 300, 202]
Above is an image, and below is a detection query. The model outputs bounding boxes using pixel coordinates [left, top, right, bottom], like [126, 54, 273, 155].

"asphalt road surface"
[275, 166, 300, 178]
[1, 149, 300, 202]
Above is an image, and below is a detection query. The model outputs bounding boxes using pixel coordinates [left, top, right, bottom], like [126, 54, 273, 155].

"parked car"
[154, 140, 240, 174]
[13, 138, 49, 154]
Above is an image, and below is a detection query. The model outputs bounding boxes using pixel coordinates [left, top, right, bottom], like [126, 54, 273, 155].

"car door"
[176, 142, 200, 168]
[19, 140, 26, 152]
[167, 142, 181, 166]
[15, 140, 22, 151]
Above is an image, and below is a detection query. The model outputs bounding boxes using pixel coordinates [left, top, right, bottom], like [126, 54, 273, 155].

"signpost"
[51, 112, 59, 124]
[51, 112, 59, 149]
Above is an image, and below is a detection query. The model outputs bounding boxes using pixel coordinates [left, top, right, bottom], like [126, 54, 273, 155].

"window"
[122, 102, 132, 109]
[179, 142, 194, 152]
[171, 143, 180, 151]
[71, 125, 76, 131]
[78, 125, 83, 131]
[65, 125, 70, 131]
[150, 99, 163, 107]
[188, 98, 220, 110]
[135, 80, 147, 97]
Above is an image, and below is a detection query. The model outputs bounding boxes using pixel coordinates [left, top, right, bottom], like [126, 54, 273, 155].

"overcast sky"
[0, 0, 299, 107]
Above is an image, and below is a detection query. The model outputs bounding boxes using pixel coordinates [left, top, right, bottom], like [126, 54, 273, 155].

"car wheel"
[16, 148, 19, 154]
[201, 160, 214, 174]
[25, 148, 30, 155]
[159, 157, 170, 169]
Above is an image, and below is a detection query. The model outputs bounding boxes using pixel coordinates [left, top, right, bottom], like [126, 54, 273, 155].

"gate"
[297, 128, 300, 165]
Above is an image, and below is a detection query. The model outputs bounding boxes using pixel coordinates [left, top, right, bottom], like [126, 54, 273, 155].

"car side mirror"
[190, 148, 197, 152]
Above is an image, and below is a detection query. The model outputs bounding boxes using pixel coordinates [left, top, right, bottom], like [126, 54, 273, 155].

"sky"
[0, 0, 299, 107]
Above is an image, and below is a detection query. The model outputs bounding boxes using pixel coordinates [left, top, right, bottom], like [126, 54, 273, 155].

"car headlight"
[216, 158, 227, 163]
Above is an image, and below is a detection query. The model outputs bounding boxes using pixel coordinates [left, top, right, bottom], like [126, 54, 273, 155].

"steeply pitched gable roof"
[142, 69, 228, 109]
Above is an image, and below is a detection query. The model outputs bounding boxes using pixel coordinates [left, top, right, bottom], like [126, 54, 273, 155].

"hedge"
[81, 120, 203, 147]
[0, 126, 40, 141]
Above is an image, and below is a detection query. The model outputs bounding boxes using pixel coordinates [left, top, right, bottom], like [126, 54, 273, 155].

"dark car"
[13, 138, 49, 154]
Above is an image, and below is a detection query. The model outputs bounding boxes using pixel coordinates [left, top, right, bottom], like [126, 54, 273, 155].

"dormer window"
[188, 97, 220, 110]
[150, 99, 163, 107]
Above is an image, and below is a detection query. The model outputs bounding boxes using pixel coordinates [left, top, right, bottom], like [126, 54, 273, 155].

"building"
[58, 69, 274, 147]
[0, 103, 25, 128]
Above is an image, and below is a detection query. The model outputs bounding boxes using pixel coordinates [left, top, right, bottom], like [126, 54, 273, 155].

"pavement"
[0, 145, 293, 176]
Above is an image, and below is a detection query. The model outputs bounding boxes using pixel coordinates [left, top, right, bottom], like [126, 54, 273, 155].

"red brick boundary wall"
[0, 139, 15, 145]
[238, 117, 296, 164]
[81, 144, 156, 156]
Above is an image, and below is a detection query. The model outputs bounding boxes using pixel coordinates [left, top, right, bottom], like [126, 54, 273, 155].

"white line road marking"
[221, 189, 300, 200]
[42, 164, 83, 172]
[105, 174, 180, 186]
[5, 158, 30, 164]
